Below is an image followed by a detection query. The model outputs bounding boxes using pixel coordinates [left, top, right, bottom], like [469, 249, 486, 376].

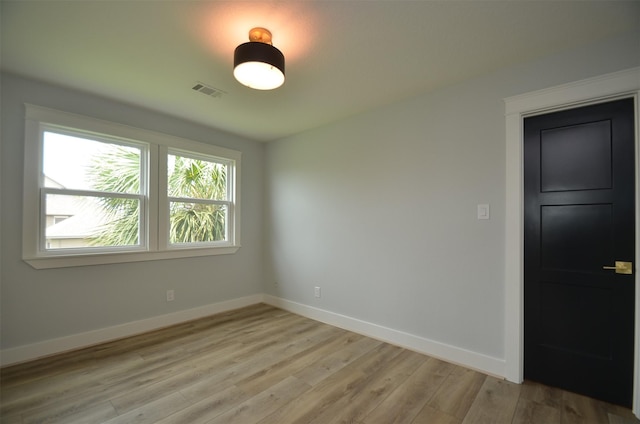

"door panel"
[539, 281, 612, 359]
[524, 98, 635, 407]
[540, 120, 612, 192]
[540, 204, 613, 272]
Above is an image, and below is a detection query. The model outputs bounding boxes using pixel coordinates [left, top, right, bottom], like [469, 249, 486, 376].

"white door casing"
[504, 67, 640, 414]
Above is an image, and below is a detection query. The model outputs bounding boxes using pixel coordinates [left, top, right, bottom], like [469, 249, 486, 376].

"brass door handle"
[603, 261, 633, 274]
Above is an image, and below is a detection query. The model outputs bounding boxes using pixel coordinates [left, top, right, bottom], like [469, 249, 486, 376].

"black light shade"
[233, 30, 285, 90]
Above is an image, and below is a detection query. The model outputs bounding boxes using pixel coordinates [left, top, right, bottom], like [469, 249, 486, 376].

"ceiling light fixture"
[233, 27, 285, 90]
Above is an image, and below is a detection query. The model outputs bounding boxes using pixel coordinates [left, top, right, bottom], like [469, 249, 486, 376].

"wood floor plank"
[259, 369, 372, 424]
[610, 413, 640, 424]
[427, 367, 487, 420]
[562, 391, 610, 424]
[256, 366, 373, 423]
[0, 348, 98, 388]
[235, 330, 363, 396]
[293, 334, 381, 386]
[257, 342, 404, 424]
[1, 308, 287, 420]
[518, 380, 563, 409]
[307, 349, 428, 424]
[411, 405, 461, 424]
[2, 304, 639, 424]
[23, 400, 118, 424]
[178, 322, 339, 404]
[362, 356, 450, 424]
[0, 353, 144, 417]
[13, 361, 195, 424]
[461, 377, 521, 424]
[206, 376, 311, 424]
[94, 304, 286, 361]
[110, 317, 333, 414]
[0, 308, 294, 417]
[511, 397, 561, 424]
[102, 391, 189, 424]
[156, 385, 250, 424]
[0, 413, 23, 424]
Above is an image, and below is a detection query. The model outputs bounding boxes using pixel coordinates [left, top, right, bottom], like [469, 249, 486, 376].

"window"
[42, 130, 146, 252]
[23, 105, 241, 269]
[167, 151, 233, 246]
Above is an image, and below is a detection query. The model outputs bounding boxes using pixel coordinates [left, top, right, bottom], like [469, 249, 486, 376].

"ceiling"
[2, 1, 639, 142]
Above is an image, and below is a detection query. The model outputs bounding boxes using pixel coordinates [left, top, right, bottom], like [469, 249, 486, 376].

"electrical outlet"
[166, 290, 175, 302]
[314, 286, 321, 298]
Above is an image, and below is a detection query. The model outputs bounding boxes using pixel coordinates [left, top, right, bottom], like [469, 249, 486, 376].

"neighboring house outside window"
[44, 177, 76, 246]
[43, 175, 113, 250]
[23, 105, 241, 269]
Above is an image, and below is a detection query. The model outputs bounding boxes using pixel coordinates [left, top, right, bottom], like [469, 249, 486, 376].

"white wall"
[0, 74, 265, 361]
[264, 30, 640, 374]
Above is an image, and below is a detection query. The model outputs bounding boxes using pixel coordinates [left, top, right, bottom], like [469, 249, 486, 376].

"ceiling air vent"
[192, 82, 226, 98]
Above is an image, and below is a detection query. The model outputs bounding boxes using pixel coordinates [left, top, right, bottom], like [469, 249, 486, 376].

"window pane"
[167, 154, 227, 200]
[45, 194, 140, 249]
[169, 202, 227, 243]
[44, 131, 141, 194]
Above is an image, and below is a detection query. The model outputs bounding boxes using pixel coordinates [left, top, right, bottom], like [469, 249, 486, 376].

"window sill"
[24, 246, 240, 269]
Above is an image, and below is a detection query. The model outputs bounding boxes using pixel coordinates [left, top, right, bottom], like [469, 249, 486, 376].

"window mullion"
[167, 197, 231, 206]
[157, 145, 169, 250]
[42, 187, 143, 200]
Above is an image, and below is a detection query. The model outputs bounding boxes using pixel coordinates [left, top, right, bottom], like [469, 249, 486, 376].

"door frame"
[504, 67, 640, 413]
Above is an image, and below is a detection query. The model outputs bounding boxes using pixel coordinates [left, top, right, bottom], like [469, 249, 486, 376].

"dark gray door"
[524, 98, 635, 406]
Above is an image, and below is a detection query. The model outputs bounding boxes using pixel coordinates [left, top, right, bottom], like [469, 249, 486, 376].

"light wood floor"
[1, 304, 639, 424]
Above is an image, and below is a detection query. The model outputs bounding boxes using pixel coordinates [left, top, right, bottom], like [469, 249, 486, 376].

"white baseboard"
[263, 295, 506, 378]
[0, 294, 263, 367]
[2, 293, 506, 379]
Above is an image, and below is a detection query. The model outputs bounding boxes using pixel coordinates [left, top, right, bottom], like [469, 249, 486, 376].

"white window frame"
[39, 124, 150, 255]
[163, 148, 236, 250]
[23, 104, 241, 269]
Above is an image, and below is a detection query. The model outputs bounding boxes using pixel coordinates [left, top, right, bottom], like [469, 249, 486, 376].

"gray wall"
[264, 30, 640, 361]
[0, 74, 265, 350]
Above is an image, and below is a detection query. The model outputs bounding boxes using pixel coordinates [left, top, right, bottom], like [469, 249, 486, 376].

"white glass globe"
[234, 61, 285, 90]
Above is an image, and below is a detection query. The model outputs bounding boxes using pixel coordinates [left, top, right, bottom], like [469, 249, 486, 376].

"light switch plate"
[477, 204, 490, 220]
